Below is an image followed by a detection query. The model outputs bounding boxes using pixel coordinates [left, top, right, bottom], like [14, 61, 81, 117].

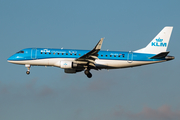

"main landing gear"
[84, 69, 92, 78]
[25, 64, 31, 75]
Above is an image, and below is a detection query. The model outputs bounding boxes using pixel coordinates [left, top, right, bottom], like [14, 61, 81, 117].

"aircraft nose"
[7, 55, 16, 62]
[7, 56, 12, 61]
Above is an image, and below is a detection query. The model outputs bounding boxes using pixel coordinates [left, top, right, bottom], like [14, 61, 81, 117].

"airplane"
[7, 26, 174, 78]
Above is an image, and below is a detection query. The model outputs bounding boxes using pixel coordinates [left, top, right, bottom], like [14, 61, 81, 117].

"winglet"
[94, 38, 104, 50]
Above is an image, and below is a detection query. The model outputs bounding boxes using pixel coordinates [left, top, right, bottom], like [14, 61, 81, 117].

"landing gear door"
[127, 51, 133, 63]
[31, 48, 37, 59]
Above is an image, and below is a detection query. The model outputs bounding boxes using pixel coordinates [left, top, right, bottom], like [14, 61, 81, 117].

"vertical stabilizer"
[134, 26, 173, 54]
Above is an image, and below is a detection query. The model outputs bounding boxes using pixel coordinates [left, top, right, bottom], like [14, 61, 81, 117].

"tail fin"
[134, 26, 173, 54]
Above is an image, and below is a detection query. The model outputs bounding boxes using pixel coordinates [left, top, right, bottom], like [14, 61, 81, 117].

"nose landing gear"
[25, 64, 31, 75]
[26, 71, 30, 75]
[84, 69, 92, 78]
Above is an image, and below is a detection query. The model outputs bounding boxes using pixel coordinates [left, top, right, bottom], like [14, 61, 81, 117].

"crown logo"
[156, 38, 163, 42]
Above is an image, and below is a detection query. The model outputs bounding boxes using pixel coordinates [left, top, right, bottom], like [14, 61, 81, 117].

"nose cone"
[7, 56, 14, 61]
[7, 55, 16, 63]
[7, 54, 23, 63]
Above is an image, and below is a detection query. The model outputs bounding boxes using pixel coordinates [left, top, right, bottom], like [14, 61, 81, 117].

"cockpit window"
[17, 51, 24, 53]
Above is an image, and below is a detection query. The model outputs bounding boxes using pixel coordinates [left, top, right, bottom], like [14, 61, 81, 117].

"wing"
[75, 38, 104, 69]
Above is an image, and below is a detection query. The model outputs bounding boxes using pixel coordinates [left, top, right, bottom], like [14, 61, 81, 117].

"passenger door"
[127, 51, 133, 63]
[31, 48, 37, 59]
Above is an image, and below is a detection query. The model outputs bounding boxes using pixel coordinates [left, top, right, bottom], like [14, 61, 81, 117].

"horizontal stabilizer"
[150, 51, 169, 59]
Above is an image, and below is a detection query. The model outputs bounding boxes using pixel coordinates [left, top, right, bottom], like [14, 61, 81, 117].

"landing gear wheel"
[87, 73, 92, 78]
[84, 69, 92, 78]
[84, 70, 90, 75]
[26, 71, 30, 75]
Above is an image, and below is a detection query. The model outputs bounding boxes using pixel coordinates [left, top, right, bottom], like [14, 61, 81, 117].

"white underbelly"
[8, 58, 165, 69]
[95, 59, 164, 69]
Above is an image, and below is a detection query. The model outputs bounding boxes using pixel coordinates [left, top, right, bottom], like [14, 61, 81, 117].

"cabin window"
[79, 54, 81, 56]
[118, 55, 120, 57]
[74, 53, 76, 55]
[110, 55, 112, 57]
[58, 53, 59, 55]
[114, 55, 116, 57]
[66, 53, 68, 55]
[123, 54, 125, 57]
[45, 52, 47, 54]
[49, 53, 51, 54]
[106, 55, 107, 57]
[70, 53, 72, 55]
[101, 55, 103, 57]
[62, 53, 64, 55]
[41, 52, 42, 54]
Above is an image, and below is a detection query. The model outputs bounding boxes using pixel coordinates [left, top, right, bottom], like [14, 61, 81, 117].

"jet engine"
[64, 69, 77, 73]
[54, 61, 77, 69]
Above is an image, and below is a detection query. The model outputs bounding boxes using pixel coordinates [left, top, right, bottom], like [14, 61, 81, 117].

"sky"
[0, 0, 180, 120]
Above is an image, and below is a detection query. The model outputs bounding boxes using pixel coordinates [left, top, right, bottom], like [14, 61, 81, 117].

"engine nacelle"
[61, 61, 72, 68]
[64, 69, 77, 73]
[54, 61, 77, 69]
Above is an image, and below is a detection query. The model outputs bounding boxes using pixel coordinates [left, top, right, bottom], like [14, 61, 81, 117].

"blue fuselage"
[7, 27, 174, 78]
[8, 48, 161, 62]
